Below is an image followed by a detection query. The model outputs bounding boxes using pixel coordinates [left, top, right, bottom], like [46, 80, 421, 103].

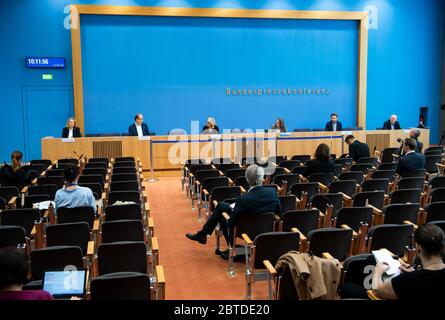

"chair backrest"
[113, 161, 136, 169]
[253, 232, 300, 269]
[291, 155, 311, 164]
[97, 241, 147, 275]
[28, 184, 58, 200]
[0, 197, 6, 210]
[289, 183, 320, 202]
[390, 188, 422, 204]
[265, 167, 286, 182]
[110, 181, 139, 192]
[350, 163, 373, 173]
[114, 157, 135, 163]
[105, 203, 142, 221]
[201, 177, 229, 194]
[358, 157, 378, 167]
[210, 186, 241, 210]
[334, 164, 343, 177]
[402, 169, 426, 178]
[308, 173, 335, 186]
[424, 202, 445, 223]
[397, 177, 425, 191]
[377, 162, 397, 171]
[352, 191, 385, 209]
[37, 176, 65, 189]
[428, 220, 445, 233]
[335, 207, 373, 232]
[329, 180, 357, 197]
[339, 171, 365, 184]
[22, 164, 46, 174]
[101, 220, 145, 243]
[282, 209, 320, 235]
[46, 169, 65, 177]
[108, 191, 141, 205]
[194, 169, 220, 183]
[278, 195, 297, 216]
[234, 213, 275, 240]
[58, 159, 79, 165]
[430, 187, 445, 204]
[424, 150, 442, 156]
[17, 194, 50, 209]
[307, 228, 352, 261]
[225, 168, 246, 181]
[78, 183, 103, 200]
[430, 176, 445, 190]
[211, 158, 232, 165]
[30, 246, 83, 280]
[189, 164, 214, 176]
[424, 155, 443, 174]
[111, 173, 138, 182]
[342, 254, 374, 286]
[0, 226, 27, 249]
[272, 174, 300, 189]
[381, 148, 400, 163]
[272, 156, 287, 166]
[112, 166, 137, 174]
[78, 174, 104, 187]
[310, 193, 343, 217]
[30, 159, 52, 168]
[90, 272, 151, 300]
[334, 158, 353, 167]
[292, 166, 307, 175]
[46, 222, 90, 256]
[214, 163, 241, 174]
[234, 176, 249, 191]
[1, 208, 40, 235]
[361, 178, 389, 193]
[82, 168, 107, 179]
[371, 170, 396, 182]
[85, 162, 108, 170]
[57, 206, 95, 230]
[382, 203, 420, 225]
[89, 157, 109, 165]
[425, 146, 444, 153]
[0, 186, 19, 202]
[368, 224, 413, 256]
[279, 160, 301, 171]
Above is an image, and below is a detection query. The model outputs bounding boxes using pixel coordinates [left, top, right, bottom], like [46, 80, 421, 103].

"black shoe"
[215, 248, 229, 256]
[220, 251, 244, 262]
[186, 232, 207, 244]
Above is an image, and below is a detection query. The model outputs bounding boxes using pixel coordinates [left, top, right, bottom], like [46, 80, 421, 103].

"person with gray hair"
[186, 164, 280, 259]
[408, 128, 423, 153]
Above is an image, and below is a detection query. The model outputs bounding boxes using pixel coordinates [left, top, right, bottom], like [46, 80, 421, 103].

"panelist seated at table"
[325, 113, 343, 131]
[270, 118, 287, 133]
[128, 113, 150, 137]
[62, 117, 81, 138]
[382, 114, 401, 130]
[201, 117, 220, 134]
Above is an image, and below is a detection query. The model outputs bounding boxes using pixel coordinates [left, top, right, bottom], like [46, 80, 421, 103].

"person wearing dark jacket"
[128, 113, 150, 137]
[396, 138, 425, 177]
[345, 135, 370, 163]
[325, 113, 343, 132]
[61, 118, 81, 138]
[201, 117, 220, 134]
[303, 143, 336, 178]
[186, 164, 280, 249]
[382, 115, 401, 130]
[0, 151, 31, 187]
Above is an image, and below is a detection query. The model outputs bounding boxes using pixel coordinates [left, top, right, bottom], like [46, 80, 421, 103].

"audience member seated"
[271, 118, 287, 133]
[345, 135, 370, 163]
[0, 151, 32, 187]
[201, 117, 220, 134]
[395, 138, 425, 177]
[128, 113, 150, 137]
[303, 143, 336, 178]
[372, 224, 445, 299]
[407, 128, 423, 153]
[382, 114, 401, 130]
[325, 113, 342, 132]
[61, 117, 81, 138]
[0, 247, 53, 300]
[185, 165, 280, 259]
[54, 163, 96, 215]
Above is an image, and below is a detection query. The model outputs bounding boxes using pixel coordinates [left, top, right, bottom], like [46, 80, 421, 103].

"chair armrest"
[30, 226, 36, 236]
[318, 183, 328, 191]
[21, 186, 28, 194]
[340, 192, 352, 201]
[368, 290, 383, 300]
[31, 178, 37, 185]
[155, 265, 166, 300]
[299, 175, 307, 182]
[404, 220, 418, 230]
[151, 236, 159, 252]
[242, 233, 253, 246]
[156, 265, 165, 284]
[341, 224, 359, 237]
[212, 200, 218, 209]
[104, 182, 109, 191]
[367, 204, 383, 215]
[8, 197, 17, 208]
[195, 181, 201, 186]
[263, 260, 277, 275]
[283, 168, 291, 174]
[203, 189, 209, 196]
[322, 252, 335, 260]
[87, 241, 95, 257]
[228, 178, 233, 185]
[92, 219, 100, 232]
[240, 187, 246, 193]
[222, 212, 230, 221]
[291, 227, 307, 241]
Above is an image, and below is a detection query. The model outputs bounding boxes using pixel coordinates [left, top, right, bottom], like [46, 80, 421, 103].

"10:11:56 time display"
[27, 58, 49, 65]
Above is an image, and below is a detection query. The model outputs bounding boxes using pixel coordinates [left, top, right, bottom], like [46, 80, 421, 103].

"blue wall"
[0, 0, 444, 161]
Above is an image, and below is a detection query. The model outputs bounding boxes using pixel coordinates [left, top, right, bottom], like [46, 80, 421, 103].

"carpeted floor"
[145, 177, 269, 300]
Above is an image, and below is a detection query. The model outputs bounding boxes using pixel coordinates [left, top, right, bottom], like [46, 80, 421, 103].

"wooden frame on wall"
[70, 5, 369, 133]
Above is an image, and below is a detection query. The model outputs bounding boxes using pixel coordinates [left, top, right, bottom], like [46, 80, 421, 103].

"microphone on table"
[397, 138, 403, 144]
[72, 151, 84, 160]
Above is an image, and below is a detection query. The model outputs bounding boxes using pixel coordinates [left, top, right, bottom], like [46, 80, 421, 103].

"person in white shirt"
[62, 117, 81, 138]
[128, 113, 150, 137]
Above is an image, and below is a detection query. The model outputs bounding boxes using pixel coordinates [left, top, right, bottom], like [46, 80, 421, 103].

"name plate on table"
[210, 134, 222, 140]
[342, 131, 353, 135]
[61, 138, 75, 143]
[403, 130, 411, 133]
[279, 132, 291, 137]
[138, 136, 151, 141]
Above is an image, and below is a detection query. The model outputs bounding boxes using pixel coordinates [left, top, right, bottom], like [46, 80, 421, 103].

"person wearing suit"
[325, 113, 343, 131]
[383, 115, 401, 130]
[61, 118, 81, 138]
[128, 113, 150, 137]
[303, 143, 336, 178]
[201, 117, 220, 134]
[396, 138, 425, 177]
[186, 164, 280, 254]
[345, 135, 370, 163]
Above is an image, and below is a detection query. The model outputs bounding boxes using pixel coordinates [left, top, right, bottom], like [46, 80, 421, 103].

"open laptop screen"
[42, 270, 86, 298]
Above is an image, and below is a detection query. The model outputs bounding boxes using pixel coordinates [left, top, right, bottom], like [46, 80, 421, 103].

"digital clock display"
[26, 57, 65, 68]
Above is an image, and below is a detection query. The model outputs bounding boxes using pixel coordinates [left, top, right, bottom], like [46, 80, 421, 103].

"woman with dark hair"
[0, 247, 53, 300]
[0, 151, 31, 187]
[271, 118, 287, 132]
[372, 224, 445, 299]
[54, 163, 96, 214]
[302, 143, 335, 178]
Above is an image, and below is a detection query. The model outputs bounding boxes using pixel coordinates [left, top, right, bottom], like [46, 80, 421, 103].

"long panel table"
[41, 129, 430, 171]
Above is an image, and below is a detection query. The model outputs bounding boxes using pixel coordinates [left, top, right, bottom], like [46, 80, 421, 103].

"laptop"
[42, 269, 86, 299]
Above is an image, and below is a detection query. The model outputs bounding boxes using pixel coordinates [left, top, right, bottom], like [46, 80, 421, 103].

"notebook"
[372, 249, 401, 277]
[42, 269, 86, 299]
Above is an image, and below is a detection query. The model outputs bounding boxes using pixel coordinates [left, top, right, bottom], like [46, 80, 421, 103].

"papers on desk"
[342, 131, 353, 135]
[279, 132, 291, 136]
[210, 134, 222, 139]
[229, 202, 236, 209]
[61, 138, 75, 143]
[33, 201, 55, 211]
[403, 130, 411, 133]
[372, 249, 401, 277]
[138, 136, 150, 141]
